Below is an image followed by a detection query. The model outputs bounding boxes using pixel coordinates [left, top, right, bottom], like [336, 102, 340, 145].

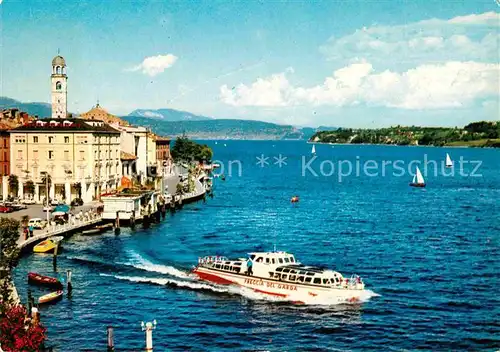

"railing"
[19, 214, 103, 250]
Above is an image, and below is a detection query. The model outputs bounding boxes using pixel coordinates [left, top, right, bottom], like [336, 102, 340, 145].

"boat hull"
[38, 290, 63, 305]
[33, 240, 57, 253]
[409, 183, 426, 188]
[193, 267, 364, 303]
[28, 272, 63, 289]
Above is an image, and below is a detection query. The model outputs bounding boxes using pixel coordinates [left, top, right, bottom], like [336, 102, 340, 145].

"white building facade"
[9, 119, 122, 204]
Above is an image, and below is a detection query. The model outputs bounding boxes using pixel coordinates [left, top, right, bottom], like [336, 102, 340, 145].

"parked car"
[28, 218, 47, 230]
[11, 203, 27, 210]
[0, 205, 14, 213]
[43, 205, 55, 212]
[21, 198, 36, 205]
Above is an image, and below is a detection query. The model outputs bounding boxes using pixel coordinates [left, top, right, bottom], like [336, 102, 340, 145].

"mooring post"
[107, 326, 115, 352]
[52, 244, 59, 271]
[66, 269, 73, 294]
[141, 320, 157, 352]
[27, 288, 32, 313]
[31, 307, 39, 325]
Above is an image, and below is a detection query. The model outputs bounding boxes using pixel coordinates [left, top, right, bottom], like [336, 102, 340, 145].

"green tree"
[74, 182, 82, 199]
[25, 180, 35, 196]
[171, 135, 213, 163]
[0, 218, 21, 309]
[7, 175, 18, 197]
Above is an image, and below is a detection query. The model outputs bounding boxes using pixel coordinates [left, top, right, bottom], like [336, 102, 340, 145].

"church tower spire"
[51, 54, 68, 119]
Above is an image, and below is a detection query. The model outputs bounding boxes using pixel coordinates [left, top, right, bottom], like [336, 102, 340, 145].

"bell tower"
[51, 55, 68, 119]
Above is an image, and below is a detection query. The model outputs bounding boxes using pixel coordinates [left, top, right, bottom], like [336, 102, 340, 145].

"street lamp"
[40, 171, 49, 223]
[141, 319, 157, 352]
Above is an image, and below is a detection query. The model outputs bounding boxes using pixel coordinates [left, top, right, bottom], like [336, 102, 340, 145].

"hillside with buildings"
[311, 121, 500, 148]
[124, 115, 316, 140]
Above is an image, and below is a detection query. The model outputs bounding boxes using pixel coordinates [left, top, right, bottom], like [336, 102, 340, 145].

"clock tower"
[51, 55, 68, 118]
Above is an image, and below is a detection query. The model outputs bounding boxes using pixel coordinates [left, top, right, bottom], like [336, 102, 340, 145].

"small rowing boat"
[33, 236, 64, 253]
[28, 272, 63, 289]
[82, 223, 113, 235]
[38, 290, 63, 305]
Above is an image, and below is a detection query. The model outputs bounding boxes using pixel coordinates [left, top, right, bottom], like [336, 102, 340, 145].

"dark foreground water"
[14, 141, 500, 351]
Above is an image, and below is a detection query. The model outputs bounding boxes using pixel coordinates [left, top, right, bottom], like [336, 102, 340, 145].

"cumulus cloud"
[129, 54, 178, 76]
[220, 61, 500, 110]
[320, 12, 500, 65]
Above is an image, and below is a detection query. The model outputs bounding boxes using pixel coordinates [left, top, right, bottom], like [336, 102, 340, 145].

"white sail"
[446, 153, 453, 167]
[312, 145, 316, 154]
[416, 166, 425, 184]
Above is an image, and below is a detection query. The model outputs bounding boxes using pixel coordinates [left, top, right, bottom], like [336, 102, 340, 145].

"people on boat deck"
[246, 258, 253, 276]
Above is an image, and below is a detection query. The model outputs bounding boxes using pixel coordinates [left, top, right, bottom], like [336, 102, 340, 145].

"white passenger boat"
[193, 251, 366, 304]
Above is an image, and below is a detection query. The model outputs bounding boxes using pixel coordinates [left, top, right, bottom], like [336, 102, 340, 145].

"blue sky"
[0, 0, 498, 127]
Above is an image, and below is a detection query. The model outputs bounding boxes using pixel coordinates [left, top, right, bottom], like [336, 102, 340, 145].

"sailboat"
[410, 166, 426, 188]
[445, 153, 453, 168]
[311, 144, 316, 154]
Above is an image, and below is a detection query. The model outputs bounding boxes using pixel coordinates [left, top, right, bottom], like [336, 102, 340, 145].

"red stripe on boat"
[194, 270, 234, 285]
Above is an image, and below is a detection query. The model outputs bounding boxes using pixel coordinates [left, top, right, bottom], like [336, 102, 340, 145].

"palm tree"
[40, 172, 52, 202]
[8, 175, 18, 197]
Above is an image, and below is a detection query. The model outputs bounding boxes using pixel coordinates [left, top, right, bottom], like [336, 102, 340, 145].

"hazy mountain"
[127, 108, 212, 122]
[0, 97, 51, 117]
[123, 115, 316, 140]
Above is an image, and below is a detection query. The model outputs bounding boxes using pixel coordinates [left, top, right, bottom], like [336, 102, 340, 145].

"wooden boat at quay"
[82, 223, 113, 235]
[33, 236, 64, 253]
[38, 290, 63, 305]
[28, 272, 63, 289]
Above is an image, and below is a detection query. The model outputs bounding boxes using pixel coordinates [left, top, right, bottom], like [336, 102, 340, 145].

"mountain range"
[0, 97, 52, 117]
[1, 97, 334, 140]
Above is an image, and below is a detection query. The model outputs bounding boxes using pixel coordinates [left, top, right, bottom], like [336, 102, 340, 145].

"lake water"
[13, 141, 500, 351]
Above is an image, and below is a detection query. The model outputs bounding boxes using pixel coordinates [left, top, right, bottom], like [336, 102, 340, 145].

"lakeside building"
[0, 109, 34, 128]
[0, 123, 10, 199]
[9, 118, 121, 204]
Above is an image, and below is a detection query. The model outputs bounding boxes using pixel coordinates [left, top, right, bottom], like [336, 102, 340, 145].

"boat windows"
[323, 278, 330, 285]
[297, 276, 304, 283]
[250, 255, 256, 260]
[278, 258, 283, 264]
[290, 269, 297, 274]
[224, 265, 230, 270]
[313, 278, 321, 284]
[281, 274, 287, 280]
[266, 258, 270, 264]
[282, 268, 290, 273]
[215, 264, 221, 269]
[306, 272, 314, 276]
[335, 277, 339, 283]
[305, 277, 312, 283]
[256, 257, 263, 262]
[298, 270, 307, 275]
[272, 259, 276, 264]
[274, 273, 281, 279]
[284, 257, 290, 263]
[234, 267, 240, 273]
[234, 262, 242, 266]
[276, 267, 284, 272]
[290, 257, 295, 263]
[289, 275, 296, 281]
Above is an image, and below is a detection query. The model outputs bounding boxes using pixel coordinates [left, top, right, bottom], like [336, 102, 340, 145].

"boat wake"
[121, 251, 193, 279]
[100, 272, 380, 306]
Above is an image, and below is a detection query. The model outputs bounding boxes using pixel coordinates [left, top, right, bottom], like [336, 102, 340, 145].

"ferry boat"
[193, 251, 366, 303]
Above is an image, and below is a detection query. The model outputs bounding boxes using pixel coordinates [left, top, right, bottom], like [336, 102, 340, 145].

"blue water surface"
[13, 141, 500, 351]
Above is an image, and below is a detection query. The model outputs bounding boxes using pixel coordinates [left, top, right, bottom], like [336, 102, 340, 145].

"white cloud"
[220, 61, 500, 110]
[129, 54, 178, 76]
[448, 11, 500, 25]
[320, 12, 500, 65]
[220, 72, 292, 107]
